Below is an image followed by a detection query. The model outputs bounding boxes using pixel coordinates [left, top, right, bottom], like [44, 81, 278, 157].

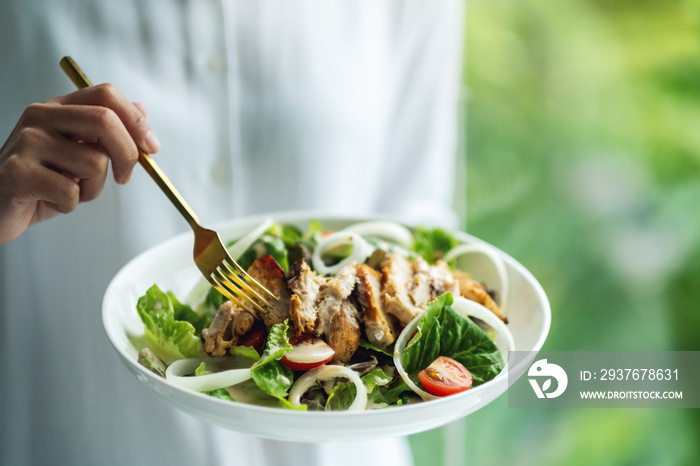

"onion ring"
[342, 221, 414, 249]
[226, 218, 274, 260]
[393, 296, 515, 401]
[165, 357, 253, 392]
[443, 243, 509, 314]
[311, 231, 375, 275]
[289, 365, 368, 411]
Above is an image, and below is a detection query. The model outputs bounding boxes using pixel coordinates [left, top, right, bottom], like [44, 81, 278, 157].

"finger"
[68, 141, 109, 203]
[22, 102, 139, 184]
[127, 103, 149, 182]
[50, 83, 161, 154]
[1, 152, 80, 215]
[32, 170, 81, 214]
[41, 140, 110, 203]
[12, 124, 111, 188]
[132, 102, 148, 117]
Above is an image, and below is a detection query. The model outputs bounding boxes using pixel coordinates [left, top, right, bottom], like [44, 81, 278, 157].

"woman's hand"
[0, 83, 160, 243]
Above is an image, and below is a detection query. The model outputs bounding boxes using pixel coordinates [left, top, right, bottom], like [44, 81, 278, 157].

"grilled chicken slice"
[380, 253, 420, 326]
[314, 262, 357, 336]
[355, 263, 395, 348]
[323, 299, 361, 363]
[409, 258, 461, 308]
[202, 301, 257, 356]
[408, 257, 433, 308]
[452, 269, 507, 323]
[246, 255, 291, 328]
[313, 262, 361, 362]
[429, 260, 461, 295]
[320, 261, 357, 301]
[287, 259, 326, 335]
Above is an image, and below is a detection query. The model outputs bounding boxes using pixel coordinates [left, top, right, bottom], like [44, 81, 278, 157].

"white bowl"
[102, 211, 550, 442]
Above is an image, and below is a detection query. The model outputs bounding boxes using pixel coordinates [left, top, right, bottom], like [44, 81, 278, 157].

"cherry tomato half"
[418, 356, 473, 397]
[281, 337, 335, 372]
[238, 323, 265, 353]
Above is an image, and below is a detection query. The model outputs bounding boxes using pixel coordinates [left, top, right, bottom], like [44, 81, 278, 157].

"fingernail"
[144, 130, 161, 153]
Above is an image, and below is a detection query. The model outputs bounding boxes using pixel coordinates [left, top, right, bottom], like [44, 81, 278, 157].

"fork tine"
[223, 259, 278, 307]
[224, 256, 278, 301]
[206, 275, 249, 311]
[218, 264, 273, 309]
[212, 267, 268, 314]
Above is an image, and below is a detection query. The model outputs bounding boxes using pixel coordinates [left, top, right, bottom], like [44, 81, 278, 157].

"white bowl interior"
[102, 212, 551, 442]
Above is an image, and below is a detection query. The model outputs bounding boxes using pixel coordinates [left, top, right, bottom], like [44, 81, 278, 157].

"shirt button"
[206, 55, 224, 73]
[210, 161, 230, 182]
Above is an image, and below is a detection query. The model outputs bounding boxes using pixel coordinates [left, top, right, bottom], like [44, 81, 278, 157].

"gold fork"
[59, 56, 275, 313]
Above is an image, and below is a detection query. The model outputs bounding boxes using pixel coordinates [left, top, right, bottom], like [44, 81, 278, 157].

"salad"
[134, 219, 514, 411]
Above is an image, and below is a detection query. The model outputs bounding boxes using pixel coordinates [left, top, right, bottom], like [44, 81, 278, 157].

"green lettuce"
[235, 224, 290, 272]
[325, 368, 393, 411]
[250, 320, 305, 410]
[325, 382, 356, 411]
[401, 293, 504, 386]
[378, 378, 416, 406]
[201, 286, 228, 315]
[232, 221, 325, 274]
[136, 284, 204, 361]
[358, 339, 393, 357]
[412, 226, 459, 264]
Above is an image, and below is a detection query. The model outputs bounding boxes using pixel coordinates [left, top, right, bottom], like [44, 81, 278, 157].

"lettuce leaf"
[378, 378, 415, 406]
[236, 225, 290, 273]
[169, 290, 210, 334]
[201, 286, 228, 315]
[401, 293, 504, 386]
[325, 368, 393, 410]
[250, 320, 306, 410]
[325, 382, 357, 411]
[358, 339, 393, 357]
[136, 284, 203, 361]
[412, 226, 459, 264]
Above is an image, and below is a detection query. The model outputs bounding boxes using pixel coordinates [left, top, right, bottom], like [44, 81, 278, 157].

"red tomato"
[418, 356, 473, 397]
[238, 323, 265, 353]
[281, 338, 335, 371]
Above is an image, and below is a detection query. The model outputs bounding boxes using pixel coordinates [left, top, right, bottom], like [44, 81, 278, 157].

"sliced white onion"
[226, 218, 274, 261]
[311, 231, 375, 275]
[289, 365, 368, 411]
[165, 357, 252, 392]
[341, 221, 414, 249]
[392, 316, 439, 401]
[443, 243, 510, 314]
[186, 218, 273, 305]
[393, 296, 515, 401]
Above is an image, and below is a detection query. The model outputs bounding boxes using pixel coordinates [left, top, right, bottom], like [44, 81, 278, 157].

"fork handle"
[60, 56, 203, 231]
[137, 151, 202, 229]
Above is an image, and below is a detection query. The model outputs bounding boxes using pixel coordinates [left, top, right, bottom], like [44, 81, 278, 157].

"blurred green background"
[410, 1, 700, 465]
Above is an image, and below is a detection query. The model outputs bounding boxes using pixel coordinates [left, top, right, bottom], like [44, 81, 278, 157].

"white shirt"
[0, 1, 465, 465]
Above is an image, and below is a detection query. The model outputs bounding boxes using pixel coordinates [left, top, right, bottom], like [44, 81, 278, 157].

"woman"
[0, 1, 464, 464]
